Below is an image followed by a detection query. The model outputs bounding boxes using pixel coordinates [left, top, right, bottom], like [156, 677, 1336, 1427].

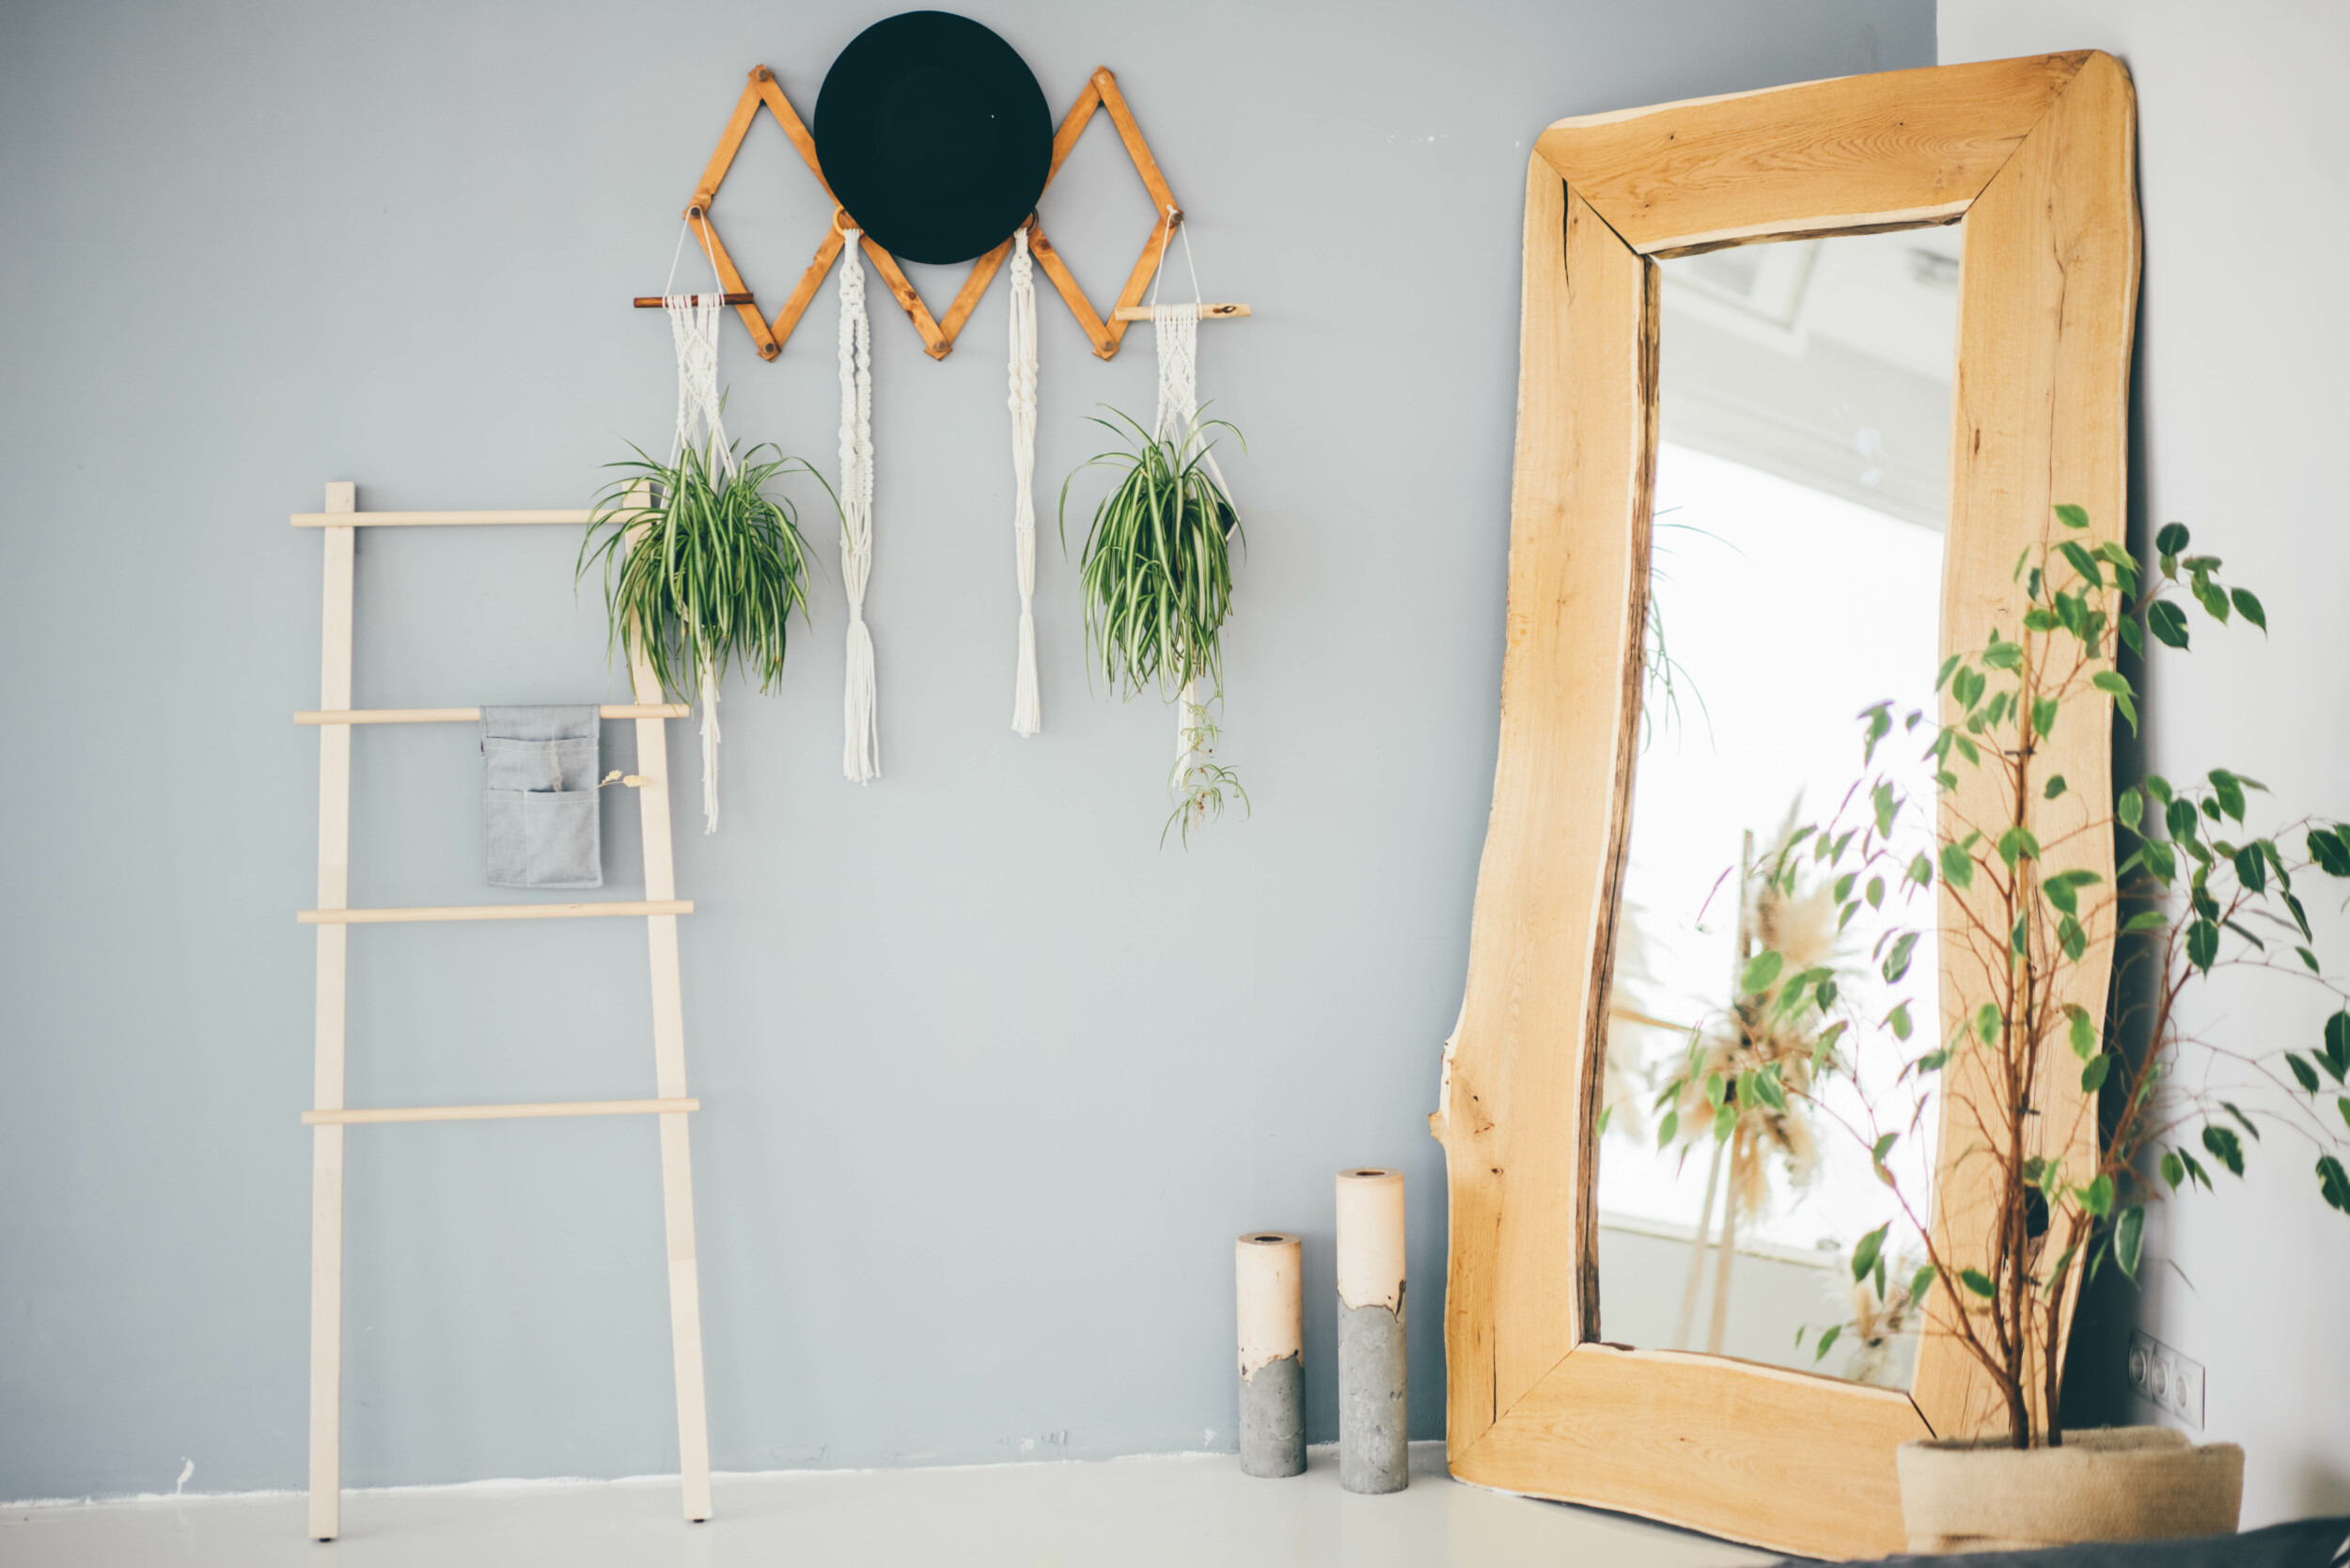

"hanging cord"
[664, 219, 733, 832]
[838, 226, 880, 783]
[1007, 224, 1042, 737]
[1146, 207, 1230, 790]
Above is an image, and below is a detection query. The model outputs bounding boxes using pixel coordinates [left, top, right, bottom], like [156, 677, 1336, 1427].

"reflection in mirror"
[1595, 226, 1961, 1387]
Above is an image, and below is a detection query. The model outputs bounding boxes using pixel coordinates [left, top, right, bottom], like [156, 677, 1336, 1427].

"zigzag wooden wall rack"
[643, 64, 1186, 363]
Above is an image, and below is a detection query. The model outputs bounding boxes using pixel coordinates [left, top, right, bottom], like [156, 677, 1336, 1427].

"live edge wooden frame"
[1429, 53, 2139, 1560]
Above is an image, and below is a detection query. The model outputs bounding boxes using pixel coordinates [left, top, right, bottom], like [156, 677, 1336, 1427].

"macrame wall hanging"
[666, 225, 734, 829]
[632, 17, 1249, 823]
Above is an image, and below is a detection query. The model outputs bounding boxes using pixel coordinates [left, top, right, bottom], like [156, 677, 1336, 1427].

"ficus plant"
[1680, 504, 2350, 1448]
[1059, 406, 1248, 846]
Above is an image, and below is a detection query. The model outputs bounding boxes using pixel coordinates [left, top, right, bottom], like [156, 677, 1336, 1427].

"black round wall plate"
[813, 11, 1053, 266]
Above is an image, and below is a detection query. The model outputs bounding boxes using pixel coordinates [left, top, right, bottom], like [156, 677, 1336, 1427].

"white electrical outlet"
[2126, 1329, 2204, 1429]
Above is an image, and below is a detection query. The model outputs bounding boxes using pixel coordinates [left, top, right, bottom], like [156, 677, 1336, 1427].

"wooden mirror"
[1430, 53, 2138, 1560]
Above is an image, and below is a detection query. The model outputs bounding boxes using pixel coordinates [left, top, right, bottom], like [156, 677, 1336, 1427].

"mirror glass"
[1593, 226, 1961, 1387]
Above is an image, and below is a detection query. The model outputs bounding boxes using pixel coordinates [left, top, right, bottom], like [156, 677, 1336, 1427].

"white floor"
[2, 1444, 1780, 1567]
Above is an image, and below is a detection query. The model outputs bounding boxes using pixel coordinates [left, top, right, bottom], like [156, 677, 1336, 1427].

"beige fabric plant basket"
[1897, 1427, 2244, 1554]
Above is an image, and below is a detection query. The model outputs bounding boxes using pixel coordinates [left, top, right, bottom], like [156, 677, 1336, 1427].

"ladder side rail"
[308, 480, 356, 1541]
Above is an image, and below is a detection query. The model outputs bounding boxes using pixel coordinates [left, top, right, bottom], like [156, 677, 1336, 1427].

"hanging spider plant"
[1059, 405, 1247, 845]
[579, 437, 822, 705]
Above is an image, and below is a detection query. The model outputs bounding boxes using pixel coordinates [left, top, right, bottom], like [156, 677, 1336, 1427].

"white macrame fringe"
[663, 224, 735, 834]
[838, 230, 880, 783]
[1007, 226, 1042, 736]
[1152, 215, 1227, 793]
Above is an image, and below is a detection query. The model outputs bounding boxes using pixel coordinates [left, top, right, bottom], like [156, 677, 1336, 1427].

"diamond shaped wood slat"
[674, 65, 1183, 363]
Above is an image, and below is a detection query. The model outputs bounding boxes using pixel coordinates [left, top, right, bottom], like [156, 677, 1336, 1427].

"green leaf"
[1713, 1102, 1737, 1142]
[2201, 1124, 2246, 1177]
[2325, 1012, 2350, 1079]
[1751, 1069, 1788, 1112]
[2288, 1055, 2322, 1094]
[2180, 1149, 2212, 1190]
[2116, 786, 2144, 833]
[1982, 636, 2022, 672]
[1872, 1132, 1898, 1172]
[1704, 1071, 1727, 1106]
[2123, 910, 2168, 933]
[1961, 1268, 1997, 1299]
[2222, 1101, 2262, 1141]
[2065, 1005, 2096, 1058]
[2310, 828, 2350, 877]
[1655, 1108, 1679, 1149]
[1910, 1264, 1935, 1305]
[2340, 1098, 2350, 1134]
[2059, 914, 2087, 962]
[1851, 1223, 1889, 1282]
[2233, 845, 2266, 894]
[1883, 932, 1919, 983]
[2229, 588, 2265, 631]
[2055, 503, 2091, 530]
[2160, 1151, 2185, 1190]
[2092, 669, 2133, 699]
[1888, 1001, 1914, 1041]
[1940, 843, 1975, 890]
[1813, 1323, 1842, 1363]
[2081, 1173, 2115, 1216]
[2119, 615, 2143, 656]
[1865, 875, 1887, 909]
[1873, 782, 1898, 838]
[2209, 770, 2248, 823]
[2298, 945, 2322, 974]
[1740, 950, 1784, 995]
[2186, 919, 2219, 972]
[1935, 653, 1962, 693]
[2155, 522, 2190, 556]
[1833, 870, 1857, 903]
[2146, 599, 2189, 650]
[2115, 1206, 2144, 1280]
[2081, 1054, 2111, 1092]
[2044, 773, 2068, 800]
[2058, 540, 2104, 588]
[1976, 1002, 2002, 1043]
[2320, 1155, 2350, 1214]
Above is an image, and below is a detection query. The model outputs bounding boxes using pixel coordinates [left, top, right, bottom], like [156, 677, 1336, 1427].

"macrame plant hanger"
[665, 221, 735, 833]
[1149, 208, 1230, 793]
[838, 219, 880, 782]
[1007, 222, 1042, 735]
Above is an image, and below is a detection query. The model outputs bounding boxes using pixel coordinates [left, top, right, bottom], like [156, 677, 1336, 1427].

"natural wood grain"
[1111, 302, 1249, 321]
[304, 1098, 698, 1126]
[1026, 217, 1113, 357]
[307, 481, 354, 1542]
[1440, 53, 2140, 1557]
[1914, 48, 2140, 1443]
[298, 901, 692, 925]
[633, 293, 753, 308]
[683, 209, 781, 361]
[1455, 1344, 1930, 1560]
[295, 705, 686, 725]
[1431, 164, 1654, 1458]
[290, 509, 591, 527]
[1535, 53, 2088, 256]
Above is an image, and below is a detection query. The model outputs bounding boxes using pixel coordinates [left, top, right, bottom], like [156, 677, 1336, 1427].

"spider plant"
[579, 438, 823, 704]
[1060, 405, 1247, 841]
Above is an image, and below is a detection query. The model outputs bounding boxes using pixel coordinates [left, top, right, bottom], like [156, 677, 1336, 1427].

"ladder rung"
[297, 705, 688, 726]
[290, 509, 598, 527]
[304, 1097, 698, 1126]
[299, 900, 692, 925]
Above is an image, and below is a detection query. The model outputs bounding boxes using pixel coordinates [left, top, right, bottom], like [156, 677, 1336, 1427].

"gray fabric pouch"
[480, 705, 603, 889]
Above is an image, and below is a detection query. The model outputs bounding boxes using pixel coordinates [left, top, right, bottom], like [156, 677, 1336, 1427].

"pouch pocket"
[484, 735, 598, 793]
[522, 788, 602, 890]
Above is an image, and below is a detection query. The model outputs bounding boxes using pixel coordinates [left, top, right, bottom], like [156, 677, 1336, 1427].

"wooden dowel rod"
[634, 294, 754, 307]
[290, 510, 596, 528]
[297, 900, 693, 925]
[303, 1097, 699, 1126]
[1111, 303, 1250, 321]
[294, 705, 688, 726]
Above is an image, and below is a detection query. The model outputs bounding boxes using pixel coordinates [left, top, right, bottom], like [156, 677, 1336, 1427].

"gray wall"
[0, 0, 1932, 1499]
[1942, 2, 2350, 1529]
